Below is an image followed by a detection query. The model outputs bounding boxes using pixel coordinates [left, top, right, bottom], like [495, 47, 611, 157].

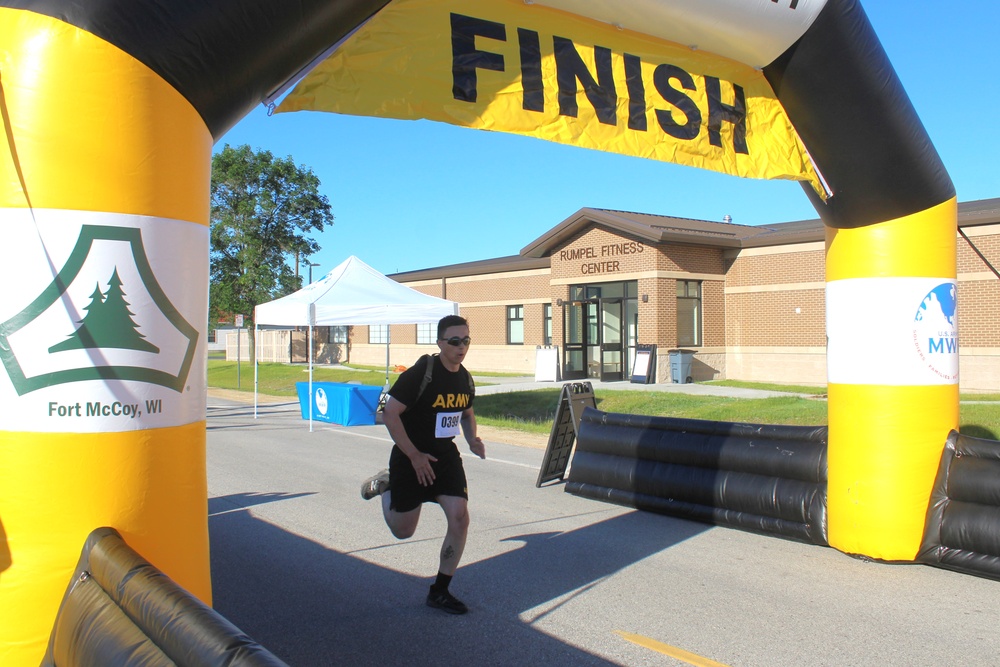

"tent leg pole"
[309, 324, 314, 433]
[253, 321, 259, 419]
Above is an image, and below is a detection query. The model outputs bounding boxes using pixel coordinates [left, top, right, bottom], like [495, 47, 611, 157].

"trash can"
[668, 349, 695, 383]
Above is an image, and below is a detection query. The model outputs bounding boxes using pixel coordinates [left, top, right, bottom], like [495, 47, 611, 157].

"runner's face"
[437, 325, 470, 365]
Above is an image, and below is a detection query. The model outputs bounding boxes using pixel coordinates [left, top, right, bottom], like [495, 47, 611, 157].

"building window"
[543, 303, 552, 346]
[369, 324, 389, 344]
[417, 322, 435, 344]
[328, 326, 348, 344]
[507, 305, 524, 345]
[677, 281, 702, 347]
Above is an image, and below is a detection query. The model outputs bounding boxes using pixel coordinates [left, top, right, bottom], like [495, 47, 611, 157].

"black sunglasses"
[442, 336, 471, 347]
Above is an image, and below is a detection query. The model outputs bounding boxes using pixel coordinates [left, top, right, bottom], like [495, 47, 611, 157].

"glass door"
[563, 301, 586, 380]
[563, 299, 600, 379]
[600, 298, 623, 381]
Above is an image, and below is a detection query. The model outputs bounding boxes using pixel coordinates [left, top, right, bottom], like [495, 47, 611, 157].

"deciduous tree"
[210, 144, 333, 329]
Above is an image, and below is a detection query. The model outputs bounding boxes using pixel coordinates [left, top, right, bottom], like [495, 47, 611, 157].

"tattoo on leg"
[442, 545, 455, 561]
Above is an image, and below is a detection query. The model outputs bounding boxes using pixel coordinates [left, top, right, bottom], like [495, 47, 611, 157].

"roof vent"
[723, 214, 733, 224]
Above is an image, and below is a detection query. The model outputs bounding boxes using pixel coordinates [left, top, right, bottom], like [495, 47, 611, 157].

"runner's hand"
[469, 437, 486, 460]
[409, 451, 438, 486]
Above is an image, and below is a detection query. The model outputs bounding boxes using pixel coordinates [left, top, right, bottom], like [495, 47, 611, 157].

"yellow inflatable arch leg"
[0, 10, 212, 664]
[826, 198, 959, 559]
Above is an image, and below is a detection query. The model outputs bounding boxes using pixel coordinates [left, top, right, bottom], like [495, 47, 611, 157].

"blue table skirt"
[295, 381, 384, 426]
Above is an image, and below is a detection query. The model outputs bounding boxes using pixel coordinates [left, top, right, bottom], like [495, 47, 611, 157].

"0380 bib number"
[436, 411, 462, 438]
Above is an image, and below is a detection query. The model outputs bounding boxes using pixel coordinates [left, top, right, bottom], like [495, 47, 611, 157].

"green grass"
[207, 361, 1000, 438]
[704, 379, 827, 395]
[473, 390, 829, 435]
[707, 380, 1000, 404]
[207, 361, 396, 396]
[475, 390, 998, 438]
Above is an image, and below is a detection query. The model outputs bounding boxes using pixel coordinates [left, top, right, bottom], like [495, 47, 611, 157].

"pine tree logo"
[0, 225, 198, 395]
[49, 268, 160, 354]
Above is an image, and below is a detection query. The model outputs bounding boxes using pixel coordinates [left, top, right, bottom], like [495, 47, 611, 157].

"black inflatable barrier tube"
[918, 431, 1000, 580]
[42, 527, 287, 667]
[566, 407, 829, 546]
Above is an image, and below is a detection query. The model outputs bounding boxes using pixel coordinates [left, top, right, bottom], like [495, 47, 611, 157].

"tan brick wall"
[725, 245, 826, 286]
[958, 280, 1000, 348]
[725, 289, 826, 347]
[460, 305, 506, 347]
[657, 243, 726, 274]
[443, 273, 548, 303]
[438, 271, 551, 347]
[703, 280, 725, 347]
[637, 277, 673, 349]
[958, 227, 1000, 274]
[720, 243, 826, 381]
[957, 226, 1000, 349]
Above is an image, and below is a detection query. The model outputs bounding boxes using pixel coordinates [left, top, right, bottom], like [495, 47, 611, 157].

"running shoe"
[360, 469, 390, 500]
[426, 588, 468, 615]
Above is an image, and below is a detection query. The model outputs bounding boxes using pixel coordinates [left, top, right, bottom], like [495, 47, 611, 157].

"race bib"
[435, 411, 462, 439]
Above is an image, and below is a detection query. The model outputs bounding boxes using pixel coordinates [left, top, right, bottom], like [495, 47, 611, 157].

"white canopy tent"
[253, 255, 459, 429]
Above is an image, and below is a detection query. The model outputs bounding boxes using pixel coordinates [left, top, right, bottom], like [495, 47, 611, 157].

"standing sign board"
[536, 382, 596, 487]
[630, 344, 657, 384]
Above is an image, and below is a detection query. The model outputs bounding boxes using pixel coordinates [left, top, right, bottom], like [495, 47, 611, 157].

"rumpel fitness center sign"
[560, 241, 645, 274]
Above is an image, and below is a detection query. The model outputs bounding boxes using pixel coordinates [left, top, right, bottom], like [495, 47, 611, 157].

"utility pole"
[306, 261, 320, 284]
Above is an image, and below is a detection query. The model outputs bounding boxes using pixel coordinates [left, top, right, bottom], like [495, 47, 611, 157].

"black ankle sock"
[431, 572, 452, 593]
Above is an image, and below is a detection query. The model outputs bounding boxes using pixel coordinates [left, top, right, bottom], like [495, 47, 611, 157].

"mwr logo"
[0, 225, 198, 395]
[315, 387, 329, 415]
[912, 282, 958, 381]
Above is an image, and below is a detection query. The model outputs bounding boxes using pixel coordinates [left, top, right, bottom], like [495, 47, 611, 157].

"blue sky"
[218, 0, 998, 278]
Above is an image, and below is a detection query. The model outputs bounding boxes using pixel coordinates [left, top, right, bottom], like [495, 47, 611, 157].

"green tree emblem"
[49, 268, 159, 354]
[0, 225, 198, 395]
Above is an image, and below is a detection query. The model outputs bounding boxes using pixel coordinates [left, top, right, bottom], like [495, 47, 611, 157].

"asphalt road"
[206, 394, 1000, 667]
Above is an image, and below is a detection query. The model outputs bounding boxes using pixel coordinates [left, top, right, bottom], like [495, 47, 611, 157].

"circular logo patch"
[912, 282, 958, 381]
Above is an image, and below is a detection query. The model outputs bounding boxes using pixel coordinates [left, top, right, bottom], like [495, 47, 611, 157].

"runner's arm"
[461, 408, 485, 459]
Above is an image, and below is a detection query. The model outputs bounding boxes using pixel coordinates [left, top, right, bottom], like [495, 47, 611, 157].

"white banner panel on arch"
[0, 208, 208, 432]
[826, 277, 958, 386]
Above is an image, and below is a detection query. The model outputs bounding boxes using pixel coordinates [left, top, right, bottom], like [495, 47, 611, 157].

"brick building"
[334, 198, 999, 390]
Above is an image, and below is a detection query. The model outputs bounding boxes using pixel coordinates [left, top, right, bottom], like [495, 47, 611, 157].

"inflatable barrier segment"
[42, 527, 287, 667]
[566, 408, 829, 545]
[918, 431, 1000, 580]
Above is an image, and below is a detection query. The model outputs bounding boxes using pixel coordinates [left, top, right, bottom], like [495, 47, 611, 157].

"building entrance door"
[562, 299, 593, 381]
[562, 296, 626, 381]
[599, 298, 624, 381]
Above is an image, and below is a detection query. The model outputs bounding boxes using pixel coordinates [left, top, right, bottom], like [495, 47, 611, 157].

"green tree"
[210, 144, 333, 328]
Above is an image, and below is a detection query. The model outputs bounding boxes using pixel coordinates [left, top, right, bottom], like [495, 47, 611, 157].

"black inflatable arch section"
[918, 431, 1000, 580]
[566, 407, 829, 546]
[4, 0, 393, 140]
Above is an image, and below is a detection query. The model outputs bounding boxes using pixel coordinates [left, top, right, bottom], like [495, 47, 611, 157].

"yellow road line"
[615, 630, 731, 667]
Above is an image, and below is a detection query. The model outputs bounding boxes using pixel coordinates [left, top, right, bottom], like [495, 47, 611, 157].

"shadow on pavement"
[209, 493, 706, 666]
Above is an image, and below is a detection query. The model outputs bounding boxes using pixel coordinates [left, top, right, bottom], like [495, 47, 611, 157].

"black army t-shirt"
[387, 355, 475, 457]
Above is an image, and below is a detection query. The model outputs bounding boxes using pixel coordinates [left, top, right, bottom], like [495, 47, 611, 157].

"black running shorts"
[388, 443, 468, 513]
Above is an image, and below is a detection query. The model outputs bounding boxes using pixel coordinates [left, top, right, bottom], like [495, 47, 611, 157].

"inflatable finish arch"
[0, 0, 955, 663]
